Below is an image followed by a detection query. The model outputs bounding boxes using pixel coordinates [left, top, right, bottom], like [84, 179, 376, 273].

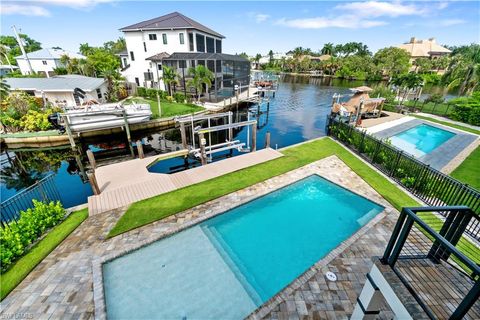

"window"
[196, 34, 205, 52]
[162, 34, 167, 44]
[207, 60, 215, 72]
[216, 60, 221, 71]
[179, 33, 185, 45]
[143, 42, 147, 52]
[215, 40, 222, 53]
[188, 33, 194, 51]
[130, 51, 135, 61]
[179, 60, 186, 68]
[206, 37, 215, 53]
[135, 77, 140, 86]
[157, 64, 162, 70]
[96, 88, 102, 99]
[149, 34, 157, 40]
[42, 60, 47, 65]
[190, 60, 195, 68]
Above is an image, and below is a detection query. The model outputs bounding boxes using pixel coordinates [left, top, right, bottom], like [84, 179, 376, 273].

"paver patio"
[1, 156, 401, 320]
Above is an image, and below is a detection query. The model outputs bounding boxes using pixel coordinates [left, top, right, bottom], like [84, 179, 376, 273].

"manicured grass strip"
[450, 146, 480, 190]
[0, 130, 62, 138]
[411, 114, 480, 135]
[108, 138, 418, 237]
[125, 97, 204, 119]
[0, 208, 88, 300]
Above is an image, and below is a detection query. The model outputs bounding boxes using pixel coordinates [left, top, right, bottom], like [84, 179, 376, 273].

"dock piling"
[86, 149, 96, 170]
[252, 124, 257, 152]
[64, 116, 76, 149]
[122, 110, 135, 158]
[136, 140, 144, 159]
[180, 122, 188, 149]
[87, 172, 101, 195]
[199, 132, 207, 165]
[265, 131, 271, 148]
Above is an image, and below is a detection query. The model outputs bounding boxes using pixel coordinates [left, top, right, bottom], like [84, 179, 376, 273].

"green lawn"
[451, 146, 480, 190]
[108, 138, 418, 237]
[0, 208, 88, 300]
[125, 97, 204, 119]
[411, 114, 480, 135]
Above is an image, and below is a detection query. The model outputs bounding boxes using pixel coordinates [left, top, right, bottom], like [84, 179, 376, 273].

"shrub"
[370, 85, 396, 102]
[0, 200, 65, 272]
[20, 109, 53, 132]
[173, 92, 186, 103]
[449, 91, 480, 126]
[136, 87, 146, 97]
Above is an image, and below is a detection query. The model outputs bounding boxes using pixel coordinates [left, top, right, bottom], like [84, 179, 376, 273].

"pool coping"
[91, 155, 395, 320]
[371, 118, 478, 171]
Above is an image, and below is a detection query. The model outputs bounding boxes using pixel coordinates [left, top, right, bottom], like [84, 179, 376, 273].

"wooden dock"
[87, 148, 283, 215]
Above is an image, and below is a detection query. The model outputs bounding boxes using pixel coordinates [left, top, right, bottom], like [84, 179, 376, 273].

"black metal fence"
[382, 206, 480, 320]
[0, 174, 62, 227]
[327, 117, 480, 240]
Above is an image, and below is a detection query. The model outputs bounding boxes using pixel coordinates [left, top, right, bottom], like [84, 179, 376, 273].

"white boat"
[59, 102, 152, 132]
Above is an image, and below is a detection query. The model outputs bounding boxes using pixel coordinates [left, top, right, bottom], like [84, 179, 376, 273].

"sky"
[1, 0, 479, 56]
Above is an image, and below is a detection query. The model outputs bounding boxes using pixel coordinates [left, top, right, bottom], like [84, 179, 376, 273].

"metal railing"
[327, 117, 480, 241]
[382, 206, 480, 320]
[0, 174, 61, 227]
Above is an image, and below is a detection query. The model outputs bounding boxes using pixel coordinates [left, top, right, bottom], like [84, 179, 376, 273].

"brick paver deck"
[1, 156, 402, 320]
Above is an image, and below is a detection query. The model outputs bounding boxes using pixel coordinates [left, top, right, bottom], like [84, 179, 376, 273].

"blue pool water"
[390, 124, 455, 157]
[103, 175, 384, 319]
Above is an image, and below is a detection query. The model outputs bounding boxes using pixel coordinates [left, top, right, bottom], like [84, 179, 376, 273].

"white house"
[15, 48, 85, 78]
[119, 11, 250, 102]
[0, 64, 18, 77]
[5, 75, 108, 107]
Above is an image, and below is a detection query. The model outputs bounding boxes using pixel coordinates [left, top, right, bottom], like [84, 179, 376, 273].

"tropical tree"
[268, 50, 274, 64]
[79, 43, 95, 56]
[391, 73, 424, 106]
[187, 65, 214, 101]
[373, 47, 410, 77]
[100, 69, 122, 102]
[442, 44, 480, 95]
[321, 43, 335, 56]
[413, 57, 433, 73]
[161, 66, 179, 96]
[0, 34, 42, 65]
[254, 53, 262, 69]
[0, 77, 10, 100]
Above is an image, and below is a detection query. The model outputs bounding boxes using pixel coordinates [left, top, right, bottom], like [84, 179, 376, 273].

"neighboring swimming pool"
[102, 175, 384, 319]
[390, 124, 455, 157]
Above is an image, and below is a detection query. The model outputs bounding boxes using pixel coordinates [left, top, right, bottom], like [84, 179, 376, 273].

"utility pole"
[12, 25, 34, 75]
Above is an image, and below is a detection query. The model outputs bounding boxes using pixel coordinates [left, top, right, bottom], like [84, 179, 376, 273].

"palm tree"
[161, 66, 179, 96]
[60, 54, 73, 74]
[268, 50, 274, 64]
[321, 43, 335, 56]
[254, 53, 262, 70]
[442, 44, 480, 95]
[100, 69, 120, 102]
[187, 65, 214, 101]
[0, 77, 10, 101]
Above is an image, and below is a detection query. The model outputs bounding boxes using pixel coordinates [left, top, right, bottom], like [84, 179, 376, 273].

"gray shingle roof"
[5, 75, 105, 92]
[119, 12, 225, 38]
[15, 48, 85, 60]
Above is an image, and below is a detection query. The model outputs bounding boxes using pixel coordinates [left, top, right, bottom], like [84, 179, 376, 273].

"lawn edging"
[0, 208, 88, 301]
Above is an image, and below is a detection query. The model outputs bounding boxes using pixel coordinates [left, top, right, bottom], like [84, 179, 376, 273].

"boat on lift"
[50, 101, 152, 133]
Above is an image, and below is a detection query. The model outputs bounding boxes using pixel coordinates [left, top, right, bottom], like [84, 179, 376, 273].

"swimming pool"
[390, 124, 455, 157]
[102, 175, 384, 319]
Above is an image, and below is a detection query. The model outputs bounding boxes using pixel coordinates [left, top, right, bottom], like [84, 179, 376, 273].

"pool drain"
[326, 271, 337, 281]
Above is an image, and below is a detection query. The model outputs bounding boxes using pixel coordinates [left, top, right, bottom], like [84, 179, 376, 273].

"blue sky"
[1, 1, 479, 55]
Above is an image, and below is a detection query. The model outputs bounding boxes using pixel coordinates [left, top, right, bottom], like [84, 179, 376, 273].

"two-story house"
[15, 48, 85, 78]
[119, 12, 250, 102]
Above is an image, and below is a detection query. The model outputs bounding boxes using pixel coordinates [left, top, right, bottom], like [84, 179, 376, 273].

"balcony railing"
[382, 206, 480, 319]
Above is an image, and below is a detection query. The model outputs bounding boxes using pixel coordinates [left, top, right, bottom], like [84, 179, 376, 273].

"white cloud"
[439, 19, 466, 26]
[335, 1, 426, 17]
[255, 13, 270, 23]
[437, 2, 449, 10]
[276, 15, 387, 29]
[0, 3, 51, 16]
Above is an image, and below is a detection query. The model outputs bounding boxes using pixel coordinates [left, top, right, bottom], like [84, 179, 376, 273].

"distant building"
[0, 64, 18, 77]
[15, 48, 85, 78]
[119, 11, 250, 102]
[5, 75, 107, 107]
[396, 37, 451, 60]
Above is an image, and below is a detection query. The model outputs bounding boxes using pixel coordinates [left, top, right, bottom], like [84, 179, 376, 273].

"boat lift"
[176, 112, 258, 166]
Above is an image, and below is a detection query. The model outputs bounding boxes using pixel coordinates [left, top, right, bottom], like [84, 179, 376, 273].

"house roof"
[396, 37, 451, 57]
[15, 48, 85, 60]
[119, 12, 225, 38]
[5, 75, 105, 92]
[146, 52, 171, 61]
[163, 52, 248, 62]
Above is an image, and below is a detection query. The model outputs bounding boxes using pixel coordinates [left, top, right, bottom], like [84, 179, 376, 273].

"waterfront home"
[119, 11, 250, 102]
[395, 37, 451, 73]
[15, 48, 85, 77]
[5, 75, 107, 107]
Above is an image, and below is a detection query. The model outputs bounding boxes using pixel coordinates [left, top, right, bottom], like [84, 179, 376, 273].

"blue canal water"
[390, 124, 455, 157]
[102, 175, 384, 319]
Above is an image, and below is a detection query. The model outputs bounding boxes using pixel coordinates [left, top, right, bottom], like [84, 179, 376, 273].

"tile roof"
[5, 75, 105, 92]
[396, 38, 451, 57]
[120, 12, 225, 38]
[146, 52, 171, 61]
[15, 48, 85, 60]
